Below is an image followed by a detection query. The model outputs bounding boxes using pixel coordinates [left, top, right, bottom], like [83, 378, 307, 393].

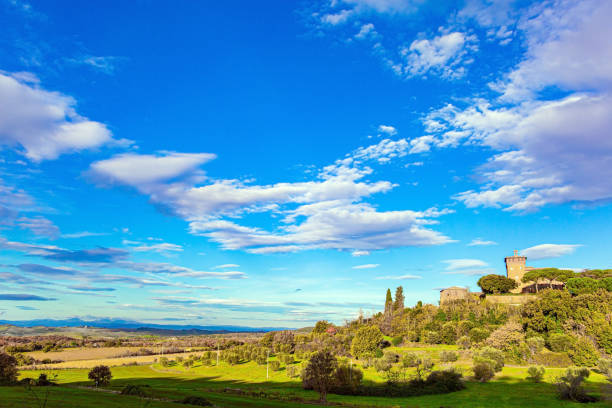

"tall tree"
[394, 286, 405, 311]
[384, 288, 393, 314]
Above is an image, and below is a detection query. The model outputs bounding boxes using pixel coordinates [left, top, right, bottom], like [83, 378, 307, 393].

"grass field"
[4, 345, 610, 407]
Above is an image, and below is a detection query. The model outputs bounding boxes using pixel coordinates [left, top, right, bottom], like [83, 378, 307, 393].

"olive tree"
[301, 351, 338, 402]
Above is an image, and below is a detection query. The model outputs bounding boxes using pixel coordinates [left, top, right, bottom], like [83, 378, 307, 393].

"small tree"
[384, 288, 393, 314]
[393, 286, 405, 311]
[88, 365, 112, 387]
[477, 274, 518, 294]
[473, 362, 495, 382]
[302, 351, 338, 403]
[312, 321, 331, 335]
[0, 352, 18, 385]
[568, 337, 599, 367]
[473, 347, 504, 372]
[351, 326, 384, 359]
[556, 367, 597, 402]
[527, 366, 545, 382]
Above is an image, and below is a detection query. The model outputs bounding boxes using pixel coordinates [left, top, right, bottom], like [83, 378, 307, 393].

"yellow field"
[24, 352, 192, 369]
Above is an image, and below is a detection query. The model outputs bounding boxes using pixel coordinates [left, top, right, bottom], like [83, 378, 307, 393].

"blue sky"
[1, 0, 611, 328]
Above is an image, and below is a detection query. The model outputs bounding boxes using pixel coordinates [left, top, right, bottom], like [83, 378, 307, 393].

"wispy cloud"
[467, 238, 498, 246]
[352, 264, 379, 269]
[375, 274, 422, 280]
[0, 293, 55, 301]
[521, 244, 581, 260]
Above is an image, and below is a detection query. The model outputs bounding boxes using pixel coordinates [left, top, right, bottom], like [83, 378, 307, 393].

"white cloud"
[61, 231, 109, 239]
[68, 56, 123, 74]
[422, 0, 612, 212]
[375, 274, 421, 279]
[131, 243, 184, 254]
[17, 216, 59, 239]
[352, 263, 379, 269]
[521, 244, 581, 260]
[467, 238, 498, 246]
[214, 264, 240, 269]
[397, 32, 478, 79]
[443, 258, 488, 270]
[377, 124, 397, 135]
[351, 250, 370, 257]
[443, 268, 495, 276]
[0, 72, 125, 161]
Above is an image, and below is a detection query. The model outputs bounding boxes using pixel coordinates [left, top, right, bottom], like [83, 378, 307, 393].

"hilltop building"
[439, 286, 471, 304]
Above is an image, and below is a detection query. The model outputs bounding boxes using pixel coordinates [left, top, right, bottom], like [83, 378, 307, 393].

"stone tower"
[505, 250, 527, 293]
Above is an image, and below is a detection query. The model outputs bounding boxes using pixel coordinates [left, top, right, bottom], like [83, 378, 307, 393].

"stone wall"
[485, 294, 535, 306]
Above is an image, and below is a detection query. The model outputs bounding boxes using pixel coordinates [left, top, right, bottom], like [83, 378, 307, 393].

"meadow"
[5, 344, 610, 408]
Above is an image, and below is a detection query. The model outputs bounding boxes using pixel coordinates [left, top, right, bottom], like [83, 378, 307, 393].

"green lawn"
[8, 357, 609, 408]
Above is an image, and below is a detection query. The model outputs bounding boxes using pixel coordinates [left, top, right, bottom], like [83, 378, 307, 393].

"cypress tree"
[394, 286, 405, 311]
[384, 288, 393, 313]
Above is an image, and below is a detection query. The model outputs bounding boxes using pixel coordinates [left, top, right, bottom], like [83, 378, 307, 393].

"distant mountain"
[0, 317, 290, 334]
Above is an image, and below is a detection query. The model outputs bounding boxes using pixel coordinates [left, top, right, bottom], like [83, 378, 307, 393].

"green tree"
[522, 268, 576, 293]
[302, 351, 338, 402]
[477, 274, 518, 294]
[393, 286, 405, 311]
[351, 326, 384, 359]
[88, 365, 112, 387]
[0, 352, 18, 385]
[312, 320, 331, 335]
[384, 288, 393, 314]
[568, 337, 599, 367]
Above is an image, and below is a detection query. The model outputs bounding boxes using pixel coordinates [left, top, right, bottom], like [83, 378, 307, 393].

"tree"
[522, 268, 575, 293]
[556, 367, 597, 402]
[393, 286, 405, 311]
[384, 288, 393, 314]
[0, 352, 18, 385]
[477, 274, 518, 294]
[350, 326, 384, 359]
[302, 351, 338, 402]
[88, 365, 112, 387]
[312, 320, 331, 335]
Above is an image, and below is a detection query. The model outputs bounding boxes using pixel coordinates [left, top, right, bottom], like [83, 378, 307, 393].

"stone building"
[505, 250, 564, 293]
[439, 286, 469, 304]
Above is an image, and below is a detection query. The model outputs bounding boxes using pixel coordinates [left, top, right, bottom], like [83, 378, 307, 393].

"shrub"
[286, 365, 300, 378]
[120, 384, 150, 397]
[469, 327, 489, 344]
[533, 351, 573, 367]
[526, 336, 545, 356]
[456, 336, 471, 350]
[568, 338, 599, 367]
[402, 352, 419, 368]
[391, 336, 403, 346]
[278, 353, 294, 365]
[333, 364, 363, 392]
[35, 373, 56, 386]
[88, 365, 112, 387]
[548, 333, 573, 352]
[473, 362, 495, 382]
[556, 367, 598, 402]
[382, 350, 399, 364]
[159, 357, 169, 367]
[473, 347, 504, 372]
[597, 358, 612, 378]
[269, 360, 281, 371]
[421, 330, 441, 344]
[440, 351, 459, 363]
[0, 353, 18, 385]
[373, 358, 393, 373]
[179, 396, 212, 406]
[526, 366, 545, 382]
[351, 326, 384, 359]
[425, 369, 465, 392]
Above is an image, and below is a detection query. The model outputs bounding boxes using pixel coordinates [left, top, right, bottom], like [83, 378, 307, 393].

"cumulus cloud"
[377, 124, 397, 135]
[397, 31, 478, 79]
[374, 274, 422, 279]
[0, 71, 127, 161]
[521, 244, 581, 260]
[423, 0, 612, 212]
[91, 151, 453, 253]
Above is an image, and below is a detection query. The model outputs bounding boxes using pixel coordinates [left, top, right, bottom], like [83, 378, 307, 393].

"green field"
[3, 346, 610, 408]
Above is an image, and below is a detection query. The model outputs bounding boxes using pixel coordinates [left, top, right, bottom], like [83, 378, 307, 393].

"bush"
[526, 336, 545, 356]
[421, 330, 441, 344]
[568, 338, 599, 367]
[286, 365, 300, 378]
[473, 347, 504, 372]
[391, 336, 403, 346]
[556, 367, 598, 402]
[269, 360, 281, 371]
[179, 396, 212, 406]
[0, 353, 18, 385]
[159, 357, 169, 367]
[425, 369, 465, 392]
[373, 358, 392, 373]
[278, 353, 294, 365]
[440, 351, 459, 363]
[548, 333, 573, 352]
[351, 326, 384, 359]
[120, 384, 150, 397]
[597, 358, 612, 379]
[35, 373, 56, 386]
[88, 365, 112, 387]
[469, 327, 490, 344]
[533, 351, 573, 367]
[526, 366, 545, 382]
[402, 352, 419, 368]
[382, 350, 399, 364]
[473, 362, 495, 382]
[333, 364, 363, 392]
[456, 336, 471, 350]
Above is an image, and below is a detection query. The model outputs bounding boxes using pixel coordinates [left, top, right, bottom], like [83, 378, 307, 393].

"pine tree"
[394, 286, 405, 311]
[384, 288, 393, 314]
